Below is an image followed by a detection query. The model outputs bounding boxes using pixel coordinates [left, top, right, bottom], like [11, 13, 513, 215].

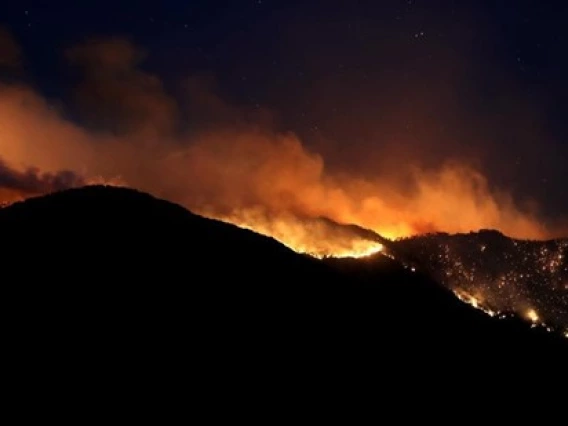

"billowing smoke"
[0, 32, 557, 255]
[0, 158, 85, 204]
[168, 128, 547, 242]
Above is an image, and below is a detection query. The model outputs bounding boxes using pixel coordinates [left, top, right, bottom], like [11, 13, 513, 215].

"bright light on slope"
[214, 215, 384, 259]
[526, 309, 540, 324]
[454, 290, 497, 317]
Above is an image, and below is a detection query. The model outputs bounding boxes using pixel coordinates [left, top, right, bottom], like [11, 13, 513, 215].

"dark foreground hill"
[1, 186, 566, 407]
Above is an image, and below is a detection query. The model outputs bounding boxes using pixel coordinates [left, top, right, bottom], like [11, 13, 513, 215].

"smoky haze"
[0, 31, 562, 252]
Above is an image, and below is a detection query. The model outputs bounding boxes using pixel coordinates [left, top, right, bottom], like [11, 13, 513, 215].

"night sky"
[1, 0, 568, 237]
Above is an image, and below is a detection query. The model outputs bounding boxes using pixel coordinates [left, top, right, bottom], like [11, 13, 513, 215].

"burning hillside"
[0, 33, 567, 331]
[393, 230, 568, 331]
[210, 210, 384, 259]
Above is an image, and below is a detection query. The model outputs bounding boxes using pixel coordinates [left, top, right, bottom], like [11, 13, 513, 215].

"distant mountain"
[1, 185, 565, 392]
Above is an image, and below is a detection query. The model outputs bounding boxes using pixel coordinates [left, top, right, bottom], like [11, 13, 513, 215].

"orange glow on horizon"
[0, 37, 556, 258]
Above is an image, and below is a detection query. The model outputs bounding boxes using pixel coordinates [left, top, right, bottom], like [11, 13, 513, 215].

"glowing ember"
[466, 294, 479, 308]
[526, 309, 539, 323]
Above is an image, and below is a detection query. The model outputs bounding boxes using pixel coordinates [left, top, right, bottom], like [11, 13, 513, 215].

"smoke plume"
[0, 35, 556, 255]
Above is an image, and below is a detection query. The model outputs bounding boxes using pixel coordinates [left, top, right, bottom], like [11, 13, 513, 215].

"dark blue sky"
[2, 0, 568, 223]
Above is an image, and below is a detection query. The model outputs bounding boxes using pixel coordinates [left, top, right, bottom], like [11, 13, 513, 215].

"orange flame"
[526, 308, 540, 323]
[454, 289, 497, 317]
[213, 209, 383, 258]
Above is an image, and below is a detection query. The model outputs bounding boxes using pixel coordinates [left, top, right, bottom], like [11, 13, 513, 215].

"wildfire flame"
[454, 290, 497, 317]
[526, 309, 540, 324]
[213, 210, 384, 259]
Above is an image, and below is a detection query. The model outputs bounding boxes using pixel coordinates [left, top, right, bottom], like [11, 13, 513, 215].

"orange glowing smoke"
[0, 35, 555, 258]
[171, 128, 548, 255]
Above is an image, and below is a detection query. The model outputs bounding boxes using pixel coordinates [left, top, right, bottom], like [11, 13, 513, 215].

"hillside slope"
[393, 230, 568, 328]
[1, 185, 565, 391]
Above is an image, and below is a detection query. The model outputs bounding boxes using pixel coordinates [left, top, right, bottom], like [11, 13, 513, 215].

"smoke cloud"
[0, 158, 85, 203]
[0, 35, 557, 255]
[65, 38, 178, 136]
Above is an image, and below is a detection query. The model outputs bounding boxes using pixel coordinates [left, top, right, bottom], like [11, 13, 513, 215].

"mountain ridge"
[1, 185, 566, 386]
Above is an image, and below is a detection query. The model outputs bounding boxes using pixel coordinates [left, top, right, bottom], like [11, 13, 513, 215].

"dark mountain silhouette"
[2, 185, 566, 404]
